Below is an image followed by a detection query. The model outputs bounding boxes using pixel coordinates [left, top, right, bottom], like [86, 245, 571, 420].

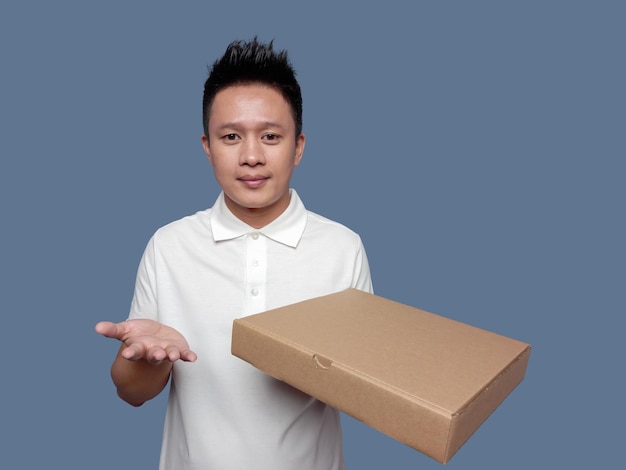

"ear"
[201, 134, 212, 164]
[294, 133, 306, 167]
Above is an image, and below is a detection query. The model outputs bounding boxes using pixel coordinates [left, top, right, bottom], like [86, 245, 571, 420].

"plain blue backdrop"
[1, 1, 623, 468]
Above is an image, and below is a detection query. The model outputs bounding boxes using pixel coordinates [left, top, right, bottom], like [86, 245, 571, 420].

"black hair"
[202, 37, 303, 139]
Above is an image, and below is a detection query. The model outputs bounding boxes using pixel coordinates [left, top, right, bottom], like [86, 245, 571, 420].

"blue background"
[1, 1, 623, 468]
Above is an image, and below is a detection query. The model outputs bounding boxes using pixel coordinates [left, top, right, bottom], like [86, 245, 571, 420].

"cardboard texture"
[231, 289, 531, 463]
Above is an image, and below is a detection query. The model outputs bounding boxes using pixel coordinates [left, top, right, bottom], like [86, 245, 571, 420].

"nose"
[239, 139, 266, 166]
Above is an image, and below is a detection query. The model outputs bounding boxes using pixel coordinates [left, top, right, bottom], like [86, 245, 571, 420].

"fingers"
[120, 342, 148, 361]
[120, 343, 197, 364]
[96, 319, 197, 363]
[120, 342, 169, 363]
[164, 347, 197, 363]
[95, 321, 126, 340]
[120, 343, 166, 364]
[180, 349, 198, 363]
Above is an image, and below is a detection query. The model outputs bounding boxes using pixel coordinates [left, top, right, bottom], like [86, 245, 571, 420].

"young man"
[96, 38, 372, 470]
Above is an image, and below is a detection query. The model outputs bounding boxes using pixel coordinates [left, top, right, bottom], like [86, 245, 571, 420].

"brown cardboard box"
[231, 289, 531, 463]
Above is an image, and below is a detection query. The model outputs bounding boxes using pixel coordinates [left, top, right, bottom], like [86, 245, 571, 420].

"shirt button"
[251, 288, 259, 296]
[252, 259, 260, 267]
[251, 232, 259, 240]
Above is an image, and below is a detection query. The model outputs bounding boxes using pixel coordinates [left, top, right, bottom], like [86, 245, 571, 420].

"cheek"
[209, 153, 233, 170]
[208, 160, 233, 184]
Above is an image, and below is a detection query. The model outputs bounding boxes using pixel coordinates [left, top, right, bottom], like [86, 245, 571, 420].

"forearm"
[110, 344, 172, 407]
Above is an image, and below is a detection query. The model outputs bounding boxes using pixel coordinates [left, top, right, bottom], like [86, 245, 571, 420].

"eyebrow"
[216, 121, 287, 131]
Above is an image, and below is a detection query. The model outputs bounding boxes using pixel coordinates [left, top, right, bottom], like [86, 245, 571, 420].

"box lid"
[234, 288, 529, 415]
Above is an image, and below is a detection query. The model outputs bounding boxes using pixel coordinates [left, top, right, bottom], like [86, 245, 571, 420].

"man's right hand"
[95, 319, 197, 365]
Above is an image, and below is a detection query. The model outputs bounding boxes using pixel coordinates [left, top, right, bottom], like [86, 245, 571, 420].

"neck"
[224, 194, 291, 229]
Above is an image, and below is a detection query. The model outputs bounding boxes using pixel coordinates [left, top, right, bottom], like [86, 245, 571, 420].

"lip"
[239, 175, 269, 188]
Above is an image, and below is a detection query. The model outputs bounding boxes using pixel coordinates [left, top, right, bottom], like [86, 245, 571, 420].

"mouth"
[239, 175, 269, 188]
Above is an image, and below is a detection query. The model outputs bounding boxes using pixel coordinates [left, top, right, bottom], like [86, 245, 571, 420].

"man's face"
[202, 83, 305, 228]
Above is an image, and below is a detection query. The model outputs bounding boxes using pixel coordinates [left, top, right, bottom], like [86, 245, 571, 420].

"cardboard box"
[231, 289, 530, 463]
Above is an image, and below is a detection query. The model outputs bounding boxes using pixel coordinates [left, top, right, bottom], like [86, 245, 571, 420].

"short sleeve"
[128, 236, 158, 320]
[352, 237, 374, 294]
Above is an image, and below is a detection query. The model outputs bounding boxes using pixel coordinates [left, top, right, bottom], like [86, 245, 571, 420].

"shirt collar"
[210, 189, 307, 248]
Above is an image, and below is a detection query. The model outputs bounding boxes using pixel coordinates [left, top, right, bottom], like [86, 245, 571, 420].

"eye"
[221, 133, 240, 143]
[263, 133, 280, 143]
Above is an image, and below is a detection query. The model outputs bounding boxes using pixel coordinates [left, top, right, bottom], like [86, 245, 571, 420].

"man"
[96, 38, 372, 470]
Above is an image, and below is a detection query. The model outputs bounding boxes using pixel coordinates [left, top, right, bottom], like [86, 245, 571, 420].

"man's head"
[202, 38, 303, 140]
[200, 38, 306, 229]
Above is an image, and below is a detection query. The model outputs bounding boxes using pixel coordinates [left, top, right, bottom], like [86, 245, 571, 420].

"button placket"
[244, 232, 267, 315]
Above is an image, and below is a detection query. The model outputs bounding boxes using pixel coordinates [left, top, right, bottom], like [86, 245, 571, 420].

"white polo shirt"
[129, 189, 373, 470]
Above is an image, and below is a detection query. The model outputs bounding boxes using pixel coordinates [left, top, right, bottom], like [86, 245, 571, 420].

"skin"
[202, 83, 305, 229]
[94, 319, 196, 406]
[95, 82, 304, 406]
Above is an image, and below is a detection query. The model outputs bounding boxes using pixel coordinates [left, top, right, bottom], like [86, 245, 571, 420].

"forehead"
[209, 84, 295, 130]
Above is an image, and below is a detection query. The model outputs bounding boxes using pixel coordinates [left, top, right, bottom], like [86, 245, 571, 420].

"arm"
[95, 319, 197, 407]
[110, 344, 172, 407]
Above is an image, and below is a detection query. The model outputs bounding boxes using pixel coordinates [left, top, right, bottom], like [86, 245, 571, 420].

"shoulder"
[151, 208, 213, 244]
[304, 210, 364, 245]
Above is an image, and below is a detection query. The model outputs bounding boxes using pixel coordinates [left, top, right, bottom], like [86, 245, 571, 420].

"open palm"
[95, 319, 197, 364]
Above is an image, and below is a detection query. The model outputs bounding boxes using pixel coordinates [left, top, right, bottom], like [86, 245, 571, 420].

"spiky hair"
[202, 37, 303, 138]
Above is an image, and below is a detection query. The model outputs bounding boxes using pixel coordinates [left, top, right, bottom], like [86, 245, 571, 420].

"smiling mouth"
[239, 176, 268, 187]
